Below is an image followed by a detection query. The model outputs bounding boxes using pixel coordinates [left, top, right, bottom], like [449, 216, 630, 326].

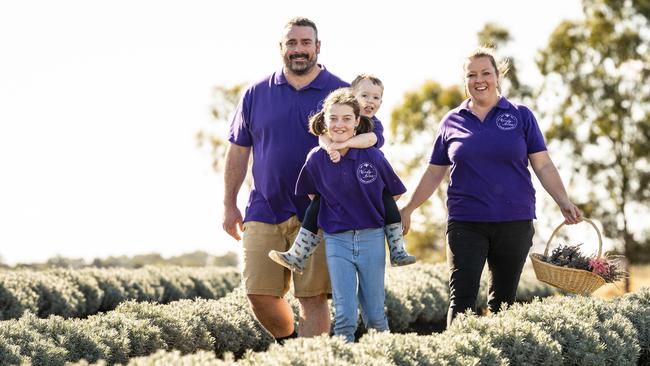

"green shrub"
[539, 296, 639, 365]
[496, 297, 613, 365]
[448, 311, 562, 365]
[0, 271, 40, 320]
[0, 267, 240, 320]
[0, 313, 69, 366]
[384, 263, 449, 331]
[612, 290, 650, 365]
[0, 336, 27, 365]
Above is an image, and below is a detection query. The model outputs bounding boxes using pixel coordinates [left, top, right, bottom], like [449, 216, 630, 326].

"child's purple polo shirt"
[296, 147, 406, 233]
[229, 65, 385, 224]
[429, 97, 547, 222]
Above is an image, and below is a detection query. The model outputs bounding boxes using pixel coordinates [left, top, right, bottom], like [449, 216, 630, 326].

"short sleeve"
[375, 151, 407, 196]
[522, 107, 547, 154]
[429, 126, 452, 165]
[372, 116, 385, 148]
[228, 90, 253, 147]
[295, 158, 318, 196]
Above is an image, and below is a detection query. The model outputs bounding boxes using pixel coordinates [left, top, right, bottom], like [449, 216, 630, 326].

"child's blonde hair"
[351, 74, 384, 94]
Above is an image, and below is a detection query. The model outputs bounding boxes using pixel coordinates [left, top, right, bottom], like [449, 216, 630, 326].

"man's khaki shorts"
[242, 216, 331, 298]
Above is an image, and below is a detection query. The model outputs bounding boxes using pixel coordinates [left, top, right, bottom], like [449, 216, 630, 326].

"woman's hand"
[559, 200, 583, 225]
[399, 207, 413, 235]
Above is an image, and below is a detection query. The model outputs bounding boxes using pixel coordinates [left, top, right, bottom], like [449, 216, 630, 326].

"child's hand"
[328, 149, 341, 163]
[328, 141, 347, 151]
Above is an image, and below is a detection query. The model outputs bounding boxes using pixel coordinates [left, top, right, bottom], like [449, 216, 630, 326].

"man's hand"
[223, 205, 245, 241]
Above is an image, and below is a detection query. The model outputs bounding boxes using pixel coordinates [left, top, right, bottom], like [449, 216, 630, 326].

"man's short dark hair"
[285, 17, 318, 41]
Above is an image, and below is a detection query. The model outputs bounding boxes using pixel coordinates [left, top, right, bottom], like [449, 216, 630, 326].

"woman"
[400, 47, 582, 326]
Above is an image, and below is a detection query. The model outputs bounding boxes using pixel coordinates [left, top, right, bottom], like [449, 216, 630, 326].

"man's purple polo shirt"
[429, 96, 547, 222]
[295, 147, 406, 233]
[229, 65, 385, 224]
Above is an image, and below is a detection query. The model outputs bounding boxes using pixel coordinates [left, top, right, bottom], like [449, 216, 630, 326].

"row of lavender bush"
[0, 264, 558, 365]
[108, 288, 650, 366]
[0, 266, 240, 320]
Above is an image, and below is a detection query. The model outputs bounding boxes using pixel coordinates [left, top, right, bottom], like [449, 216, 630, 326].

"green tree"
[537, 0, 650, 281]
[389, 23, 526, 262]
[477, 22, 532, 101]
[390, 81, 463, 262]
[197, 84, 246, 173]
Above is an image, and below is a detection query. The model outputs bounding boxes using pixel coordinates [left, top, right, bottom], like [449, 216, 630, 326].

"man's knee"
[247, 294, 280, 309]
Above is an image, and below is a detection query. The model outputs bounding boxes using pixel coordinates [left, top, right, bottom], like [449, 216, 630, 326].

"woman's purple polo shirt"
[429, 97, 547, 222]
[229, 66, 384, 225]
[296, 147, 406, 233]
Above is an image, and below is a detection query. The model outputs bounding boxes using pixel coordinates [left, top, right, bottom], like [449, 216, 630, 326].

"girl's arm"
[400, 164, 449, 234]
[529, 151, 582, 224]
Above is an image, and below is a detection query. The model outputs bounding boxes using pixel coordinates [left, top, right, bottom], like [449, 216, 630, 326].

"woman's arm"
[400, 164, 449, 234]
[529, 151, 582, 224]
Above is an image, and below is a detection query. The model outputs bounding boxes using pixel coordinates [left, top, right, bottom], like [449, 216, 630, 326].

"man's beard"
[284, 53, 316, 75]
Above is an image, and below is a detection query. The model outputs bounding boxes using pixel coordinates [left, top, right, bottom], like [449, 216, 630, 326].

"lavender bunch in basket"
[543, 243, 626, 283]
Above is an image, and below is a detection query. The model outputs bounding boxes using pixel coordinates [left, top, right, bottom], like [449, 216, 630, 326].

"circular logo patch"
[496, 113, 518, 131]
[357, 162, 378, 184]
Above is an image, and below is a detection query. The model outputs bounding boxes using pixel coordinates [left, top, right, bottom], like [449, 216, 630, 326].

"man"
[223, 17, 385, 343]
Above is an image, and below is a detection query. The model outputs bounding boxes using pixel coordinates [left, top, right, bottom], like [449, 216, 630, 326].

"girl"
[289, 88, 406, 342]
[269, 75, 415, 274]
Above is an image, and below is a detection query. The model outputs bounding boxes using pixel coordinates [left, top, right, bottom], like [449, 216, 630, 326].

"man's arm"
[223, 143, 251, 240]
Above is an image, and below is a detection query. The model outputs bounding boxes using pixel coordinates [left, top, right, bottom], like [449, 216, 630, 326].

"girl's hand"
[328, 149, 341, 163]
[559, 200, 582, 225]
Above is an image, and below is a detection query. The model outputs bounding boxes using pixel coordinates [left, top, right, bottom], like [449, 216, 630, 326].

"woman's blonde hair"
[464, 46, 510, 93]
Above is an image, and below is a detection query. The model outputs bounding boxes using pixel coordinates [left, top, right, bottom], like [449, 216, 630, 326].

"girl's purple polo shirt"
[296, 147, 406, 233]
[228, 65, 385, 225]
[429, 97, 547, 222]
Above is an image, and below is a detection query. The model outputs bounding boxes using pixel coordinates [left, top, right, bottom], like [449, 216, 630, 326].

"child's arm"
[319, 133, 378, 163]
[329, 132, 377, 150]
[318, 135, 341, 163]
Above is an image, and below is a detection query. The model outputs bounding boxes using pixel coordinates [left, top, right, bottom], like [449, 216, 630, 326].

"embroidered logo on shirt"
[496, 113, 518, 131]
[357, 162, 378, 184]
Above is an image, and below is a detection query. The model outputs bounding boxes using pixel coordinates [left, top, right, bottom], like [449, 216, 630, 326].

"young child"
[269, 75, 415, 273]
[289, 88, 405, 342]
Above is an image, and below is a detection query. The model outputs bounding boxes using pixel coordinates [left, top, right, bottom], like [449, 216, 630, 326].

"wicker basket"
[529, 218, 606, 295]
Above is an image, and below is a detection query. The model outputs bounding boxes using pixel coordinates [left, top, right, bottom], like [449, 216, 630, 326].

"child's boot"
[268, 228, 321, 274]
[384, 222, 416, 266]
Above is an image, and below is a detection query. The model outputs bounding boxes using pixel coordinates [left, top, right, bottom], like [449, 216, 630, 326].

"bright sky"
[0, 1, 584, 265]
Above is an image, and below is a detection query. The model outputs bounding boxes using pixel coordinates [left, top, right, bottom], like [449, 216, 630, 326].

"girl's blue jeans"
[323, 227, 389, 342]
